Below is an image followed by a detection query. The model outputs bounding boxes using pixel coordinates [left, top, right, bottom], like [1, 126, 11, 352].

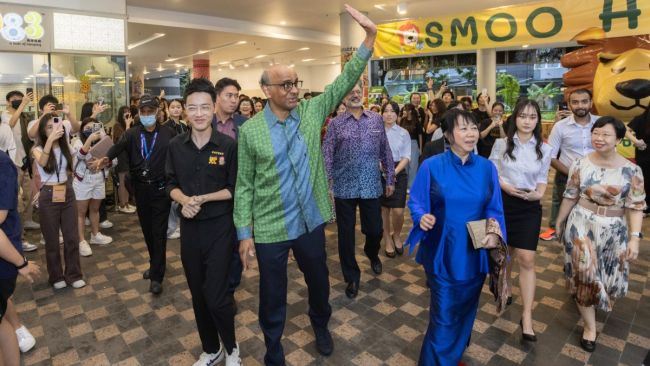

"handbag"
[466, 219, 487, 249]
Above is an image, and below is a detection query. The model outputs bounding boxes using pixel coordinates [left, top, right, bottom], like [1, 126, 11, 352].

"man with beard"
[322, 81, 395, 298]
[540, 89, 600, 241]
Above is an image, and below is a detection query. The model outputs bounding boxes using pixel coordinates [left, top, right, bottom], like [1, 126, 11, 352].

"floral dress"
[562, 156, 646, 311]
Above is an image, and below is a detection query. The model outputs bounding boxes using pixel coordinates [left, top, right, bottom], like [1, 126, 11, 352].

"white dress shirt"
[489, 134, 552, 191]
[548, 114, 599, 170]
[385, 123, 411, 163]
[1, 111, 24, 166]
[0, 122, 16, 162]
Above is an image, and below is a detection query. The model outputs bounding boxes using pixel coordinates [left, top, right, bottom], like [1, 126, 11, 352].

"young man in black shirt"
[101, 94, 175, 294]
[166, 78, 240, 365]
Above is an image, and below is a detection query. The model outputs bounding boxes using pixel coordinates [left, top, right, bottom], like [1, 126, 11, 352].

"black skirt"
[501, 190, 542, 251]
[381, 170, 408, 208]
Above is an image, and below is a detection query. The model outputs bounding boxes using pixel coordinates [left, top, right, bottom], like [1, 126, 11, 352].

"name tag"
[52, 185, 66, 203]
[209, 150, 225, 166]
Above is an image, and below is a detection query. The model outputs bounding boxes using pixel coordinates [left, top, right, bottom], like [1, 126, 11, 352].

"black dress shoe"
[345, 282, 359, 299]
[519, 319, 537, 342]
[580, 337, 596, 352]
[314, 327, 333, 356]
[370, 259, 383, 275]
[142, 269, 150, 280]
[149, 281, 162, 295]
[506, 296, 513, 306]
[395, 246, 404, 256]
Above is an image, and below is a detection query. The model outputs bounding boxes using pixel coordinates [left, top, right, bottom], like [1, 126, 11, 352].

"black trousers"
[180, 216, 236, 354]
[255, 224, 331, 366]
[334, 198, 383, 284]
[228, 241, 242, 294]
[134, 182, 170, 283]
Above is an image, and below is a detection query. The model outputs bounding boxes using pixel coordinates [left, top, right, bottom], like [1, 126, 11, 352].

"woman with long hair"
[113, 106, 136, 213]
[489, 99, 552, 342]
[380, 101, 411, 258]
[424, 98, 446, 142]
[32, 113, 85, 290]
[163, 99, 188, 135]
[72, 118, 114, 257]
[478, 102, 506, 158]
[399, 104, 422, 189]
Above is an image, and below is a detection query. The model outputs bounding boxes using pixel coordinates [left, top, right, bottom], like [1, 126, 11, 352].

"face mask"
[11, 100, 21, 109]
[140, 115, 156, 127]
[82, 130, 93, 138]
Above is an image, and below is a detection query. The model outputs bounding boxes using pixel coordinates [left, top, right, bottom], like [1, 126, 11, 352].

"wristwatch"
[16, 256, 28, 270]
[630, 231, 644, 239]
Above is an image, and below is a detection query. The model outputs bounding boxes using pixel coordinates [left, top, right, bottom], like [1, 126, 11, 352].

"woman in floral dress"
[556, 116, 645, 353]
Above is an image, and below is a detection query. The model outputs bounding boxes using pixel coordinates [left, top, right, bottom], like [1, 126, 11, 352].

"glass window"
[456, 53, 476, 66]
[496, 51, 506, 65]
[433, 55, 455, 68]
[0, 52, 46, 120]
[50, 54, 127, 125]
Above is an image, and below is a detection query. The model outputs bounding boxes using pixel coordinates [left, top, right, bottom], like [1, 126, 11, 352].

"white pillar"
[476, 48, 496, 106]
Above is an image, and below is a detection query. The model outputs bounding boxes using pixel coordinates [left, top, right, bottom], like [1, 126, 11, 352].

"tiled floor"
[14, 192, 650, 366]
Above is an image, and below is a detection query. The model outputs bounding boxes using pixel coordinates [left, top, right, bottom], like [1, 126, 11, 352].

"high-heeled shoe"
[384, 249, 396, 258]
[520, 319, 537, 342]
[392, 234, 404, 256]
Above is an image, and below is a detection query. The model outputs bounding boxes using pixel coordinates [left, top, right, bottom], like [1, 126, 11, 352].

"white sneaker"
[53, 281, 67, 290]
[225, 343, 241, 366]
[23, 220, 40, 230]
[84, 217, 90, 226]
[167, 228, 180, 240]
[72, 280, 86, 289]
[15, 325, 36, 353]
[90, 232, 113, 245]
[22, 241, 37, 252]
[192, 349, 224, 366]
[118, 205, 136, 214]
[79, 240, 93, 257]
[99, 220, 113, 229]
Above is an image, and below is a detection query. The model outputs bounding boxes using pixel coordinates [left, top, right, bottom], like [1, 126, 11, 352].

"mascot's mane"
[560, 29, 650, 102]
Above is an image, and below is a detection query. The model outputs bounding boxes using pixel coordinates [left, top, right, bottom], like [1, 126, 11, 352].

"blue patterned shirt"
[322, 110, 395, 199]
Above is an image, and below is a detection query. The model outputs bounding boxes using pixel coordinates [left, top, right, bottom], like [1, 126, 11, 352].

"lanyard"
[53, 149, 62, 183]
[140, 132, 158, 161]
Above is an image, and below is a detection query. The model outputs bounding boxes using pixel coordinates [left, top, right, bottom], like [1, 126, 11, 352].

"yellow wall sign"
[375, 0, 650, 56]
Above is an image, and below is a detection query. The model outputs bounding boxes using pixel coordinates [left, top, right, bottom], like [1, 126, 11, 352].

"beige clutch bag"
[466, 219, 487, 249]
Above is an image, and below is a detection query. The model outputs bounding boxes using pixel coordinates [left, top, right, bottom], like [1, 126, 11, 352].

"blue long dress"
[405, 150, 506, 366]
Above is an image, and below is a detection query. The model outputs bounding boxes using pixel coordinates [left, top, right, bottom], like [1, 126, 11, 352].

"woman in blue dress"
[405, 109, 507, 366]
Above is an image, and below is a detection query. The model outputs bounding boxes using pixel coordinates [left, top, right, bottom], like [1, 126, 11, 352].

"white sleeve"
[548, 121, 563, 160]
[489, 138, 506, 174]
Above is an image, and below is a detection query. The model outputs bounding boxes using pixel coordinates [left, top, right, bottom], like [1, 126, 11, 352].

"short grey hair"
[259, 70, 271, 86]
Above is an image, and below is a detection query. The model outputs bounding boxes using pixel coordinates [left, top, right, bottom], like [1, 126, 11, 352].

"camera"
[53, 117, 60, 124]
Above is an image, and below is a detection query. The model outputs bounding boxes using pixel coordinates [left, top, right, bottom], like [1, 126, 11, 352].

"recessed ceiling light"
[244, 64, 249, 68]
[302, 58, 315, 62]
[289, 64, 295, 68]
[237, 41, 247, 45]
[196, 50, 208, 55]
[165, 58, 175, 62]
[280, 21, 287, 25]
[298, 47, 310, 51]
[218, 61, 230, 65]
[128, 61, 132, 65]
[175, 63, 183, 68]
[157, 66, 164, 72]
[229, 64, 235, 70]
[218, 68, 222, 71]
[254, 54, 267, 59]
[374, 4, 385, 10]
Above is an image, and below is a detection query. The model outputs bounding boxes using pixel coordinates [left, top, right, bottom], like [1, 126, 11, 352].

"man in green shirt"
[234, 4, 376, 364]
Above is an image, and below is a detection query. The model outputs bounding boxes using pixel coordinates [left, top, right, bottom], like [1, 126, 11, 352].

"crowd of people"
[0, 4, 647, 366]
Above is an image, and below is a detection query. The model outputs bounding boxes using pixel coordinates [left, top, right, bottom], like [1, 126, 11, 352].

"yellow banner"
[376, 0, 650, 56]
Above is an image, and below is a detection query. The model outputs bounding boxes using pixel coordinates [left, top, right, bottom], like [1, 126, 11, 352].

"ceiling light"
[196, 50, 209, 55]
[63, 74, 78, 83]
[217, 68, 222, 71]
[254, 54, 267, 59]
[156, 65, 164, 72]
[396, 2, 407, 15]
[85, 64, 101, 78]
[298, 47, 310, 51]
[164, 58, 175, 62]
[175, 63, 183, 68]
[128, 61, 132, 65]
[36, 63, 49, 77]
[127, 33, 165, 50]
[143, 69, 150, 75]
[522, 44, 530, 48]
[229, 64, 235, 70]
[237, 41, 247, 45]
[219, 61, 230, 65]
[374, 4, 385, 10]
[289, 64, 295, 68]
[302, 58, 315, 62]
[244, 63, 249, 68]
[280, 21, 287, 25]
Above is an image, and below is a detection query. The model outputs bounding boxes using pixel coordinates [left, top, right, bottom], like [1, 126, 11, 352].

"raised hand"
[343, 4, 376, 48]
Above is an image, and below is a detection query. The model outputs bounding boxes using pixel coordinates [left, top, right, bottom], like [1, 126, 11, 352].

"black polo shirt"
[165, 128, 237, 220]
[107, 124, 177, 183]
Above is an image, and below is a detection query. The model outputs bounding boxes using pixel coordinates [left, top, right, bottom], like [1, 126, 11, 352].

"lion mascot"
[561, 29, 650, 158]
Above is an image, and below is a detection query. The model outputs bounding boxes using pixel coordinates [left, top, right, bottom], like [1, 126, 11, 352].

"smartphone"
[55, 103, 63, 110]
[558, 101, 569, 111]
[26, 87, 33, 95]
[481, 88, 488, 96]
[97, 97, 104, 106]
[124, 113, 131, 119]
[92, 122, 103, 133]
[53, 117, 60, 124]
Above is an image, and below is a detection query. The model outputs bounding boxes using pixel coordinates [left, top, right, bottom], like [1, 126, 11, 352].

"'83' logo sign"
[0, 11, 44, 43]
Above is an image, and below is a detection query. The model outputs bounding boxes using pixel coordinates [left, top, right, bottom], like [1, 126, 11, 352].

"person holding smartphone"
[32, 113, 86, 290]
[489, 100, 552, 342]
[113, 106, 136, 214]
[27, 95, 80, 145]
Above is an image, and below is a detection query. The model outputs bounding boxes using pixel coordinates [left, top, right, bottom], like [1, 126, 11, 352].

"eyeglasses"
[266, 80, 303, 92]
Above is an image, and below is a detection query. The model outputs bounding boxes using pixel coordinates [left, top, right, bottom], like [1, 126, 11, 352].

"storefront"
[0, 4, 127, 125]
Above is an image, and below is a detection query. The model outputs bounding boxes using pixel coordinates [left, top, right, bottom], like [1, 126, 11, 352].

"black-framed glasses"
[266, 80, 303, 92]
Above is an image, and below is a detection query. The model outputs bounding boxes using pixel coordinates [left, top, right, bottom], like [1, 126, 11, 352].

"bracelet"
[16, 256, 28, 270]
